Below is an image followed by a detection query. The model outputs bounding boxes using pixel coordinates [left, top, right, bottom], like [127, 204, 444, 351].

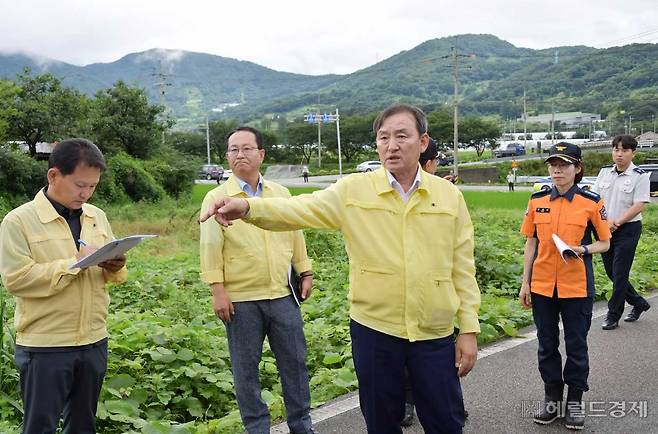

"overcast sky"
[1, 0, 657, 75]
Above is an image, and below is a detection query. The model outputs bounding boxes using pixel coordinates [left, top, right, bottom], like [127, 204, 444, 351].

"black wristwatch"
[581, 245, 589, 256]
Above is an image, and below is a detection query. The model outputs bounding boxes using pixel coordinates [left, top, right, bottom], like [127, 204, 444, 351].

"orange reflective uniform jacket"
[521, 186, 611, 298]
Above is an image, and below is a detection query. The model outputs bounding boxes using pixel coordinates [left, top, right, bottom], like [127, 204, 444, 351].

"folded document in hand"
[70, 235, 158, 269]
[551, 234, 582, 263]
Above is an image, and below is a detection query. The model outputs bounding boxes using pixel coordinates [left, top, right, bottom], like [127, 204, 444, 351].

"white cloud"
[0, 0, 656, 74]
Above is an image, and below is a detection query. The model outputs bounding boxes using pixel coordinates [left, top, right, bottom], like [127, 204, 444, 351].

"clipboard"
[288, 265, 303, 306]
[70, 235, 158, 269]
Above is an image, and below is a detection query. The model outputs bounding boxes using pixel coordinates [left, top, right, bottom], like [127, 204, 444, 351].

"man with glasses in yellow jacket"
[201, 105, 481, 434]
[199, 126, 316, 434]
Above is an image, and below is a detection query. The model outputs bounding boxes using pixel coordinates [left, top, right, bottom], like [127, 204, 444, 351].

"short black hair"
[224, 126, 264, 149]
[373, 104, 428, 137]
[575, 162, 584, 184]
[612, 134, 637, 151]
[419, 138, 438, 165]
[48, 138, 106, 175]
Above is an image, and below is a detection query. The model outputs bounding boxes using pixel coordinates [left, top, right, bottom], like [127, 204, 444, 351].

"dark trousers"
[225, 295, 313, 434]
[350, 320, 464, 434]
[532, 293, 593, 392]
[14, 340, 108, 434]
[508, 182, 514, 191]
[601, 221, 648, 321]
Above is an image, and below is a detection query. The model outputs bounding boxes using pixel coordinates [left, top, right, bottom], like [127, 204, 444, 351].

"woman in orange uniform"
[519, 143, 611, 431]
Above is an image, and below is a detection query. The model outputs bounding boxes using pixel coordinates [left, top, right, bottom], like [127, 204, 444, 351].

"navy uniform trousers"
[532, 292, 593, 392]
[350, 320, 465, 434]
[601, 221, 649, 321]
[14, 339, 108, 434]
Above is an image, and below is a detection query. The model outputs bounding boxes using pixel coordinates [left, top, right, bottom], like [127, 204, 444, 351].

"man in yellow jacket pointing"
[201, 104, 481, 434]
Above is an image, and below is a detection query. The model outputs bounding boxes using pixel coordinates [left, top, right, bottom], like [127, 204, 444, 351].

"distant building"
[519, 112, 601, 127]
[636, 132, 658, 148]
[13, 141, 56, 160]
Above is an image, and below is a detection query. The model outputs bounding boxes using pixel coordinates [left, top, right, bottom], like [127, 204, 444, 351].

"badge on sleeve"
[600, 205, 608, 220]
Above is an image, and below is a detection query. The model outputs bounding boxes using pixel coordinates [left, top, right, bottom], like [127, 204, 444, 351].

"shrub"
[106, 153, 166, 202]
[142, 154, 197, 199]
[0, 147, 47, 201]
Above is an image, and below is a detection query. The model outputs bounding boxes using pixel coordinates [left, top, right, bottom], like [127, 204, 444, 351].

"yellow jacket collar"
[376, 164, 428, 196]
[225, 173, 269, 197]
[35, 189, 97, 224]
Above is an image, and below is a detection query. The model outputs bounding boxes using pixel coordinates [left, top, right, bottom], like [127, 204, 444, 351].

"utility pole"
[551, 102, 556, 145]
[335, 108, 343, 177]
[523, 87, 528, 149]
[452, 47, 460, 177]
[653, 114, 656, 133]
[152, 64, 172, 146]
[317, 119, 322, 168]
[629, 115, 633, 136]
[449, 47, 474, 178]
[205, 116, 211, 165]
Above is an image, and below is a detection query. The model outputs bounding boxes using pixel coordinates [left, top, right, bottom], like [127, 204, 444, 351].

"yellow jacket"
[0, 190, 127, 347]
[246, 168, 481, 341]
[200, 176, 312, 302]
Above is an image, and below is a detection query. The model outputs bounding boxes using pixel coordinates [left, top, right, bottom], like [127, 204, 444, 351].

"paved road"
[272, 293, 657, 433]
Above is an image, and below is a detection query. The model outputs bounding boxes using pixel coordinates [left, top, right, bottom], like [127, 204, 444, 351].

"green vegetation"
[1, 186, 655, 433]
[462, 191, 530, 210]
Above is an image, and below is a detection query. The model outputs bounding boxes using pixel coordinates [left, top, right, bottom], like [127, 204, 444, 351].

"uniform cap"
[544, 142, 582, 164]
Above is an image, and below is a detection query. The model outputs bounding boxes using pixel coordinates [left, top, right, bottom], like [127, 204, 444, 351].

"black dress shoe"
[601, 318, 619, 330]
[624, 303, 651, 322]
[401, 403, 415, 427]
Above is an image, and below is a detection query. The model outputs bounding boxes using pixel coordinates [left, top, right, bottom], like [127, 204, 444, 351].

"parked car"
[198, 164, 224, 181]
[493, 143, 526, 158]
[638, 164, 658, 196]
[438, 154, 454, 166]
[532, 177, 595, 192]
[221, 169, 233, 181]
[356, 160, 382, 172]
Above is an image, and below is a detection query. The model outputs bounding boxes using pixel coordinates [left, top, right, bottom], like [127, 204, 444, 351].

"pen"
[78, 239, 88, 247]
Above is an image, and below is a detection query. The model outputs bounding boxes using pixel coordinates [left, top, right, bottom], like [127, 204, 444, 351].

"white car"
[356, 161, 382, 172]
[221, 169, 233, 181]
[532, 177, 595, 192]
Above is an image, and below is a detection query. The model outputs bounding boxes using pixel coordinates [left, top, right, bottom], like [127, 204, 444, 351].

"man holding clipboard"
[0, 138, 127, 433]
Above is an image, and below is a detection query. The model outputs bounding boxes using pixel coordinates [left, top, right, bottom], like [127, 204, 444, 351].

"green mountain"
[2, 34, 657, 124]
[230, 34, 658, 122]
[0, 49, 342, 126]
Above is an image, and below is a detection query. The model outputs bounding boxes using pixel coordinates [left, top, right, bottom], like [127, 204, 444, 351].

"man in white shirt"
[592, 135, 651, 330]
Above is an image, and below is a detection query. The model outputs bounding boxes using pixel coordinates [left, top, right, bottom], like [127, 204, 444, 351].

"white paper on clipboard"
[69, 235, 158, 269]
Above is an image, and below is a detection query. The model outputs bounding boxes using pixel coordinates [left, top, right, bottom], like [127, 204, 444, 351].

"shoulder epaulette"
[602, 164, 613, 168]
[576, 189, 601, 203]
[531, 190, 551, 199]
[633, 167, 646, 174]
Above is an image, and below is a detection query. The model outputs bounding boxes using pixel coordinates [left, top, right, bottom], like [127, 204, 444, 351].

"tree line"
[0, 69, 504, 207]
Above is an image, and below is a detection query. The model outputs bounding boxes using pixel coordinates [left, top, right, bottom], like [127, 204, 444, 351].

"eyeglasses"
[227, 146, 259, 156]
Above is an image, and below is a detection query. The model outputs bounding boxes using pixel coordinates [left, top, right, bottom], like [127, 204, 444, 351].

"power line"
[600, 27, 658, 46]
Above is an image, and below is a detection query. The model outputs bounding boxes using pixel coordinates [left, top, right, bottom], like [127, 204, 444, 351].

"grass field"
[191, 184, 320, 204]
[462, 191, 530, 210]
[192, 184, 531, 210]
